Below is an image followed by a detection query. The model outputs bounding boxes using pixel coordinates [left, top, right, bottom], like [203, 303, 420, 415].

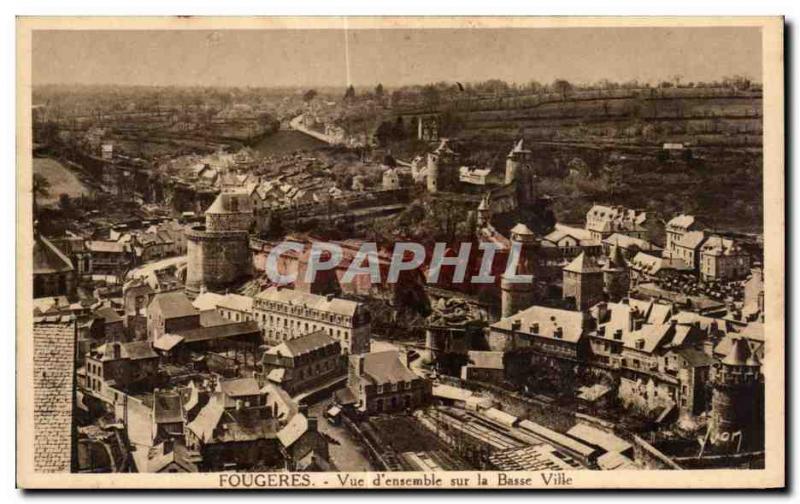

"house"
[34, 232, 76, 299]
[664, 230, 706, 272]
[216, 377, 265, 409]
[458, 166, 491, 185]
[628, 252, 693, 285]
[699, 235, 750, 282]
[460, 351, 505, 384]
[488, 305, 590, 366]
[94, 306, 125, 342]
[85, 341, 159, 400]
[146, 291, 201, 341]
[260, 330, 345, 397]
[540, 224, 602, 264]
[346, 351, 431, 415]
[382, 167, 400, 190]
[87, 240, 133, 276]
[585, 205, 648, 242]
[185, 383, 328, 471]
[602, 233, 661, 260]
[665, 214, 700, 252]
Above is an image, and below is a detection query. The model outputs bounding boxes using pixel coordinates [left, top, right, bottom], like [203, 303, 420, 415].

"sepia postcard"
[16, 16, 784, 489]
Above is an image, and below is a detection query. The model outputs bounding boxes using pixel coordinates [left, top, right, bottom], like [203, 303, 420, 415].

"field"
[33, 156, 91, 206]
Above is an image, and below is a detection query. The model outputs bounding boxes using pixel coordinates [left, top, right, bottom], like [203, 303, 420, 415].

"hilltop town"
[31, 79, 765, 474]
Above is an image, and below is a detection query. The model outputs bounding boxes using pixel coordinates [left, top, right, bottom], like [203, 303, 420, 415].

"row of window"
[255, 302, 351, 326]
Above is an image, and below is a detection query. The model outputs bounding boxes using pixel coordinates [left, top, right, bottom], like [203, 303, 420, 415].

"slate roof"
[219, 377, 261, 398]
[174, 320, 260, 343]
[33, 320, 76, 473]
[94, 306, 123, 324]
[465, 351, 505, 370]
[33, 235, 74, 274]
[672, 347, 715, 368]
[492, 305, 587, 344]
[153, 392, 185, 424]
[667, 214, 696, 230]
[95, 341, 159, 361]
[352, 351, 418, 385]
[266, 330, 338, 358]
[563, 252, 603, 274]
[149, 291, 198, 319]
[256, 287, 360, 318]
[673, 230, 707, 250]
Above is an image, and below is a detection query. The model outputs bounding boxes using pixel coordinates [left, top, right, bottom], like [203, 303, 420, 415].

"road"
[309, 398, 375, 472]
[288, 114, 339, 145]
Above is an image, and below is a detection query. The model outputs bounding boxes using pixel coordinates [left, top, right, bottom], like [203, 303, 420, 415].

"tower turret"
[709, 337, 764, 451]
[603, 243, 629, 302]
[501, 223, 537, 318]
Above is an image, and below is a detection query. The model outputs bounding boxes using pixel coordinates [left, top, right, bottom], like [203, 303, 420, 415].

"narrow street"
[309, 398, 375, 472]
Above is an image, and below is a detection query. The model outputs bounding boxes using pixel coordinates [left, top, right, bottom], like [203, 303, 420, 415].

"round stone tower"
[185, 192, 253, 299]
[603, 244, 629, 302]
[709, 337, 763, 451]
[426, 152, 439, 193]
[500, 223, 537, 318]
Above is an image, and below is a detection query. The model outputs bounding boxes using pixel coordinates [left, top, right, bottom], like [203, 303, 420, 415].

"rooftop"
[265, 329, 338, 358]
[256, 286, 361, 318]
[492, 305, 587, 344]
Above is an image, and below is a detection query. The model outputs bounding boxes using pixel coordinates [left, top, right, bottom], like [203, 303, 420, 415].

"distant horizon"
[32, 27, 762, 89]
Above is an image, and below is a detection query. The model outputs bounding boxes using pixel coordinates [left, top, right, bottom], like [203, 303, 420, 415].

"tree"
[344, 85, 356, 101]
[552, 79, 573, 101]
[303, 89, 317, 103]
[375, 83, 384, 98]
[33, 174, 50, 201]
[421, 85, 440, 111]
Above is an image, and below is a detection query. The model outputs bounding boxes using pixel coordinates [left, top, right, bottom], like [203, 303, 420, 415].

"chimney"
[236, 399, 244, 411]
[298, 403, 309, 416]
[307, 415, 318, 433]
[112, 342, 121, 360]
[703, 339, 715, 357]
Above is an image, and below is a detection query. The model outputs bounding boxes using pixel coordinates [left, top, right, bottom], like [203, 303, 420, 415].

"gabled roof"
[674, 230, 707, 250]
[672, 346, 715, 368]
[667, 214, 695, 230]
[174, 320, 260, 343]
[219, 377, 261, 398]
[33, 320, 76, 473]
[352, 351, 418, 385]
[266, 330, 338, 358]
[94, 306, 123, 324]
[492, 305, 587, 343]
[34, 234, 74, 274]
[149, 291, 199, 319]
[510, 223, 535, 237]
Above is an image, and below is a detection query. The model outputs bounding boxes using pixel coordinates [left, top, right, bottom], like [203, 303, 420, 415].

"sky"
[32, 27, 763, 88]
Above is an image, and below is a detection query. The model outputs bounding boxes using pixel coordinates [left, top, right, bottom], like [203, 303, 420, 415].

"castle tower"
[603, 243, 630, 302]
[562, 251, 604, 310]
[505, 138, 531, 184]
[477, 194, 492, 228]
[426, 152, 439, 193]
[709, 338, 764, 451]
[500, 223, 537, 318]
[185, 192, 253, 299]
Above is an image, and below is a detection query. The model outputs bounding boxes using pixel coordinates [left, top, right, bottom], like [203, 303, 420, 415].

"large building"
[253, 286, 371, 354]
[699, 235, 751, 282]
[33, 232, 77, 299]
[185, 192, 253, 298]
[585, 205, 648, 242]
[346, 351, 431, 415]
[260, 330, 345, 396]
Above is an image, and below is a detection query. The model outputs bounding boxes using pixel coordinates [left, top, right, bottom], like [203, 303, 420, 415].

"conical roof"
[510, 223, 534, 237]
